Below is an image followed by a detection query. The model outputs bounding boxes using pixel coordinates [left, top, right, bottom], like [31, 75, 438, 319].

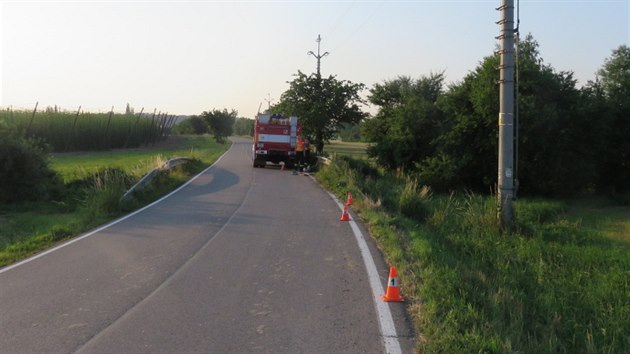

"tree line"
[174, 109, 241, 143]
[275, 35, 629, 197]
[4, 33, 624, 201]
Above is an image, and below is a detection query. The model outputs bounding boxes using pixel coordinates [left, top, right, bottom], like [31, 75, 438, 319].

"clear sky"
[1, 0, 629, 118]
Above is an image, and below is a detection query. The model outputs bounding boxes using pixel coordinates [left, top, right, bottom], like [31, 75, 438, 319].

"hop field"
[0, 106, 177, 152]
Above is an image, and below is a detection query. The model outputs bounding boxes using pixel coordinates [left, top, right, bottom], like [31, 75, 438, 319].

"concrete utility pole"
[307, 34, 329, 77]
[497, 0, 515, 229]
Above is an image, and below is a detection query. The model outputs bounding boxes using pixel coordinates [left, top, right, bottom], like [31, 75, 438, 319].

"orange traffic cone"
[346, 192, 353, 206]
[339, 205, 351, 221]
[381, 266, 404, 302]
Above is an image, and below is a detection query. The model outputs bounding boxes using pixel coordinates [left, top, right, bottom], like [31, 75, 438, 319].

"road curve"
[0, 137, 414, 353]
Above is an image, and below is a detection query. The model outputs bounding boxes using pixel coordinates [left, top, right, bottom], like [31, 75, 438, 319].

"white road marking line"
[73, 146, 258, 353]
[0, 146, 233, 274]
[325, 191, 403, 354]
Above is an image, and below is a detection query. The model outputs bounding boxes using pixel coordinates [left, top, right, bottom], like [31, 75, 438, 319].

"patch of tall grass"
[399, 177, 431, 222]
[79, 168, 137, 224]
[316, 157, 630, 353]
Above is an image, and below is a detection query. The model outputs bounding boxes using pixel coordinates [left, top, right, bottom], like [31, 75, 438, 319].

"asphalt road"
[0, 137, 414, 353]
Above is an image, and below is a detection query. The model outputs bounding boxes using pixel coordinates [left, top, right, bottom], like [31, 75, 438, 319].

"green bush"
[0, 127, 62, 203]
[173, 116, 208, 135]
[416, 153, 462, 192]
[233, 117, 254, 136]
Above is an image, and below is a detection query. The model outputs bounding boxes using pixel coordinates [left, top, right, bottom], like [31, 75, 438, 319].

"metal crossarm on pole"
[307, 34, 329, 77]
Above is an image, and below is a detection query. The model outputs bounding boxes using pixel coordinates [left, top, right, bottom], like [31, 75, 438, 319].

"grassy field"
[0, 135, 229, 267]
[51, 135, 221, 183]
[316, 156, 630, 353]
[564, 198, 630, 243]
[324, 140, 369, 159]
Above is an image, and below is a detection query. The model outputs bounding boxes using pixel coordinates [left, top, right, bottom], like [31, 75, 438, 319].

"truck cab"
[252, 113, 300, 168]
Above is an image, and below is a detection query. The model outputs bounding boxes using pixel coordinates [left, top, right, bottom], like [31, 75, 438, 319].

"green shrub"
[173, 116, 208, 135]
[0, 127, 63, 203]
[416, 152, 462, 192]
[233, 117, 254, 136]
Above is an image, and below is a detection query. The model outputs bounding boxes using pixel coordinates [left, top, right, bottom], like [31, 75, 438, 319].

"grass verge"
[0, 135, 229, 267]
[316, 156, 630, 353]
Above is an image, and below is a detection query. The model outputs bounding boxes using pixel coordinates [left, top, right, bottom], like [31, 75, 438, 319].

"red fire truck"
[252, 113, 300, 168]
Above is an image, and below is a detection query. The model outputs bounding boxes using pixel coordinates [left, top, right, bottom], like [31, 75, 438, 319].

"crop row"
[0, 105, 178, 152]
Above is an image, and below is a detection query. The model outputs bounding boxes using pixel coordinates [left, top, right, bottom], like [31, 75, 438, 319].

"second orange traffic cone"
[346, 192, 353, 206]
[381, 266, 404, 302]
[339, 205, 351, 221]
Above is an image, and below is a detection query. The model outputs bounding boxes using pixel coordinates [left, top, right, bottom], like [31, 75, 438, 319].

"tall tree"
[276, 71, 367, 153]
[364, 34, 597, 195]
[596, 45, 630, 193]
[174, 115, 208, 135]
[362, 73, 445, 171]
[337, 122, 362, 142]
[202, 109, 237, 143]
[432, 57, 499, 191]
[233, 117, 254, 136]
[435, 34, 591, 195]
